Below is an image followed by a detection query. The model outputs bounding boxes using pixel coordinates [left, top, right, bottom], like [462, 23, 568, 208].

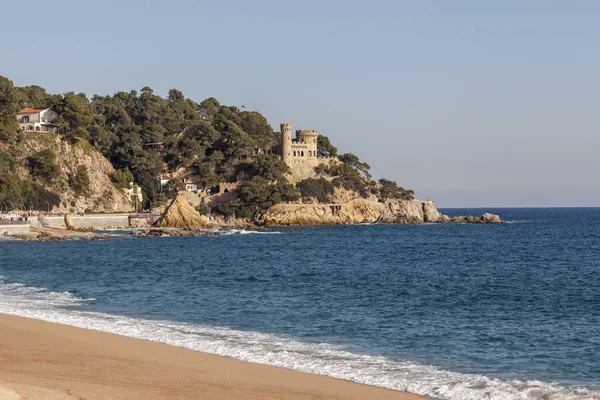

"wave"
[222, 229, 281, 235]
[0, 277, 597, 400]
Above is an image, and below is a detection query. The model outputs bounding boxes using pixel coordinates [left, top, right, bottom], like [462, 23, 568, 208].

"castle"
[278, 123, 337, 181]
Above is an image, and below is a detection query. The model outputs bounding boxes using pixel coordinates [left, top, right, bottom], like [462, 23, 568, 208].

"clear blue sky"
[3, 1, 599, 207]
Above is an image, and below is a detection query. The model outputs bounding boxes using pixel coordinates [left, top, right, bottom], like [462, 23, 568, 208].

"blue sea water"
[1, 208, 599, 399]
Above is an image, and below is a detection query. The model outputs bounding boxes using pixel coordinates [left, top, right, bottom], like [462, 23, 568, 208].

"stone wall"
[288, 157, 340, 183]
[0, 224, 30, 235]
[31, 214, 131, 229]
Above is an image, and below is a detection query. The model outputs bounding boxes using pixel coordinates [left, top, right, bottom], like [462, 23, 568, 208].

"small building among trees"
[17, 108, 58, 132]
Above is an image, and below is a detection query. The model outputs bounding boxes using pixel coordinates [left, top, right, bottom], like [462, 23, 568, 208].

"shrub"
[296, 178, 334, 203]
[236, 176, 299, 219]
[378, 178, 414, 200]
[68, 165, 90, 197]
[330, 164, 369, 198]
[109, 168, 134, 189]
[0, 175, 60, 211]
[196, 204, 210, 215]
[27, 149, 61, 184]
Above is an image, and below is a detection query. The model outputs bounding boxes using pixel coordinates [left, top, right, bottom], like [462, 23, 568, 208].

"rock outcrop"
[378, 199, 425, 224]
[18, 132, 134, 214]
[263, 198, 427, 226]
[422, 200, 443, 222]
[449, 213, 502, 224]
[481, 213, 502, 223]
[153, 196, 211, 228]
[261, 199, 378, 226]
[64, 214, 76, 231]
[261, 197, 502, 226]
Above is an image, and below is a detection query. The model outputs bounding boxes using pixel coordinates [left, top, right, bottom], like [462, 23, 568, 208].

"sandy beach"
[0, 314, 426, 400]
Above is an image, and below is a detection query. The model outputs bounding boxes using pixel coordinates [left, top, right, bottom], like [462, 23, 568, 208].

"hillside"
[0, 75, 421, 220]
[3, 131, 133, 213]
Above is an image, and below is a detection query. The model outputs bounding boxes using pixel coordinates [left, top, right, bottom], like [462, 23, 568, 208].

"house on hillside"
[17, 108, 58, 132]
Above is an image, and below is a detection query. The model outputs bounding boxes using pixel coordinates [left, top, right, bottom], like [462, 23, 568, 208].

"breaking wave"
[0, 277, 596, 400]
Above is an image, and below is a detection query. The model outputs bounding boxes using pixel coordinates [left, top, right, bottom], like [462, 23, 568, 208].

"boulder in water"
[481, 213, 502, 223]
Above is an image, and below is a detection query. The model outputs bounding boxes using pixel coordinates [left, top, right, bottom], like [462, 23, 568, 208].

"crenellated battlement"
[296, 129, 318, 136]
[278, 122, 338, 182]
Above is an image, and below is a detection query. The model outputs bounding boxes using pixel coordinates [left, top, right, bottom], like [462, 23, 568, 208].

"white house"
[157, 174, 171, 192]
[183, 178, 198, 192]
[17, 108, 58, 132]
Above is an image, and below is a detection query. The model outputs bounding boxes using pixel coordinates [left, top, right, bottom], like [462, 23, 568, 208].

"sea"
[0, 208, 599, 400]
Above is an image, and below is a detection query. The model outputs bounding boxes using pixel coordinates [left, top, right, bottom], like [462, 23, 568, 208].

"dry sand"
[0, 314, 426, 400]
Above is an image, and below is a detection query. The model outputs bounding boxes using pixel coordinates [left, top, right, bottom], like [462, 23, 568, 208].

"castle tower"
[296, 129, 318, 157]
[281, 123, 292, 165]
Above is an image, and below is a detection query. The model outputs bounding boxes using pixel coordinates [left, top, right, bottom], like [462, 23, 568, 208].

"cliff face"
[17, 132, 134, 213]
[261, 198, 442, 226]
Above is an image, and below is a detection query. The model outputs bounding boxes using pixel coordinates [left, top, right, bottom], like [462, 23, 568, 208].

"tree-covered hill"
[0, 76, 413, 216]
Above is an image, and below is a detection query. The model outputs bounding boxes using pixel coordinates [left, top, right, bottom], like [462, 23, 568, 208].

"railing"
[37, 216, 51, 228]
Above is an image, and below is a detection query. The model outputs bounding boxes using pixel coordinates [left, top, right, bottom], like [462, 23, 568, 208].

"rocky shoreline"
[3, 197, 502, 241]
[260, 198, 502, 226]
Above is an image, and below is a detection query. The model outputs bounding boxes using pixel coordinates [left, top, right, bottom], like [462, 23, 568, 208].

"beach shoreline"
[0, 313, 426, 400]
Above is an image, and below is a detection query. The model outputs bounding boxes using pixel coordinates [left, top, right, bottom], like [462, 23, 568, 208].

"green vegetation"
[297, 178, 334, 203]
[0, 74, 415, 215]
[0, 166, 61, 212]
[109, 168, 134, 189]
[314, 156, 373, 198]
[236, 176, 299, 219]
[161, 178, 182, 200]
[378, 179, 415, 200]
[0, 151, 60, 211]
[68, 165, 90, 197]
[196, 204, 211, 216]
[317, 135, 337, 157]
[338, 153, 371, 178]
[234, 154, 299, 218]
[0, 77, 20, 142]
[27, 150, 61, 184]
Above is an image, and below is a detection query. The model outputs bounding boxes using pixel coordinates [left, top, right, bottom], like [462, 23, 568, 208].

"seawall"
[31, 215, 131, 229]
[0, 223, 30, 235]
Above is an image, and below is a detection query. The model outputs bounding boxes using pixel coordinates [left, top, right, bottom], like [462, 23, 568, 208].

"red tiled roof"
[17, 108, 48, 114]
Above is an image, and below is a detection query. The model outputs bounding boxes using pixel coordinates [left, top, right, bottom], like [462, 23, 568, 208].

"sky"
[2, 0, 599, 207]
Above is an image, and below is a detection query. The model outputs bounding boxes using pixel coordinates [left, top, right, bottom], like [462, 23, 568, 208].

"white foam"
[0, 278, 597, 400]
[222, 229, 281, 235]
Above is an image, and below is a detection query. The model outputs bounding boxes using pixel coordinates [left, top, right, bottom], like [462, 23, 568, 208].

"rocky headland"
[260, 198, 501, 226]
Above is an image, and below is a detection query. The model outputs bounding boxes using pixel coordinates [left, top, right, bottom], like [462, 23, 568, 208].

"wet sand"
[0, 314, 426, 400]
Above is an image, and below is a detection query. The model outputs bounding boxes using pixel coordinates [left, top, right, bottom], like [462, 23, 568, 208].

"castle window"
[293, 151, 296, 156]
[301, 151, 304, 157]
